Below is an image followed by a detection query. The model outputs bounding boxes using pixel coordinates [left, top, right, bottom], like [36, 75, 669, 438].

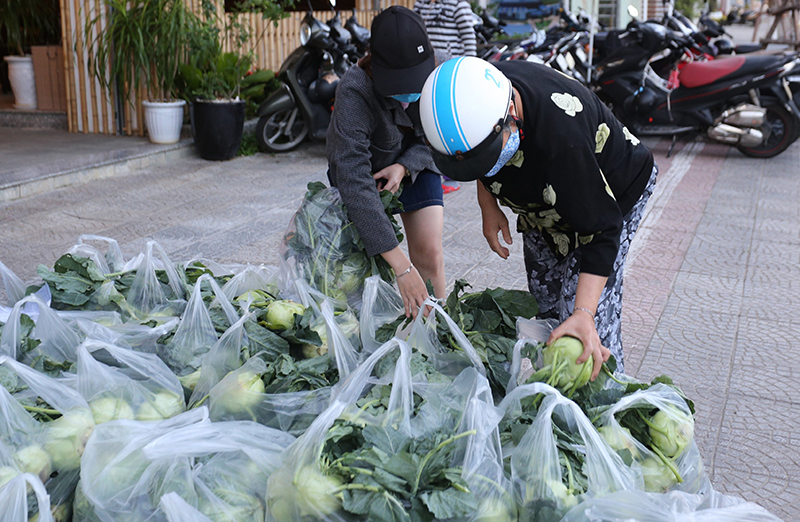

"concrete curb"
[0, 139, 195, 203]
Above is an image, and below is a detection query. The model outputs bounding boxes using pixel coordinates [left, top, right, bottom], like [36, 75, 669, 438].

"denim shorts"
[396, 169, 444, 214]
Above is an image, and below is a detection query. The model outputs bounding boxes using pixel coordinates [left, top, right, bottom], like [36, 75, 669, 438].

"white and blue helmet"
[420, 57, 513, 181]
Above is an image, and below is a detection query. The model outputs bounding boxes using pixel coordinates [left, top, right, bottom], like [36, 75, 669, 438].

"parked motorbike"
[697, 14, 763, 55]
[345, 14, 371, 56]
[255, 5, 368, 152]
[592, 8, 800, 158]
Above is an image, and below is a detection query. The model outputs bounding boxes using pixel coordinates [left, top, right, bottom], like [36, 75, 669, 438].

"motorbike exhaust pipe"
[707, 123, 764, 147]
[716, 103, 766, 128]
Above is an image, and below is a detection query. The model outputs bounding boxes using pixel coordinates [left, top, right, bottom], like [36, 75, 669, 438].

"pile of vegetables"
[0, 183, 779, 522]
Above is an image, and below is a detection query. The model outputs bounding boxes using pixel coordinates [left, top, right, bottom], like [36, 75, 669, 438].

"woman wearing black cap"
[326, 6, 444, 319]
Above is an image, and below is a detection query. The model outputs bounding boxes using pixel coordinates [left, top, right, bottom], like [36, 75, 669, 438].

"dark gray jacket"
[326, 64, 438, 257]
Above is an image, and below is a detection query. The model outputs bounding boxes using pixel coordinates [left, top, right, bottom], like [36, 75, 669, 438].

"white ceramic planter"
[142, 100, 186, 144]
[4, 55, 38, 109]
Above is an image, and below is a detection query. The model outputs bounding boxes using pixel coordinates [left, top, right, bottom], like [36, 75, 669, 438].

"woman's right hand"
[477, 182, 512, 259]
[396, 265, 428, 319]
[381, 247, 430, 319]
[481, 202, 512, 259]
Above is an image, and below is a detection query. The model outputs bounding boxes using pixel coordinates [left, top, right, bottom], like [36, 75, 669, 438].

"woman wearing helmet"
[326, 6, 444, 318]
[420, 57, 657, 377]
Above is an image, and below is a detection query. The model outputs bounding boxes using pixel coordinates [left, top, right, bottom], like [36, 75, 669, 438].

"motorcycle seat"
[679, 55, 782, 88]
[735, 43, 764, 54]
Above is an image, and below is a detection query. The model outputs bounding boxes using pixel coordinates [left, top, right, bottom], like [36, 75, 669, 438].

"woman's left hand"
[373, 163, 407, 193]
[548, 312, 610, 380]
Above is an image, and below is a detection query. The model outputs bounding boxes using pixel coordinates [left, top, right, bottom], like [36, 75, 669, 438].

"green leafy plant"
[0, 0, 60, 57]
[84, 0, 195, 102]
[179, 0, 292, 101]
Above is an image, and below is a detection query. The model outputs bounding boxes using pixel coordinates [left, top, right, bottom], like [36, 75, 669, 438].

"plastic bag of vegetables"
[358, 274, 404, 355]
[278, 182, 399, 312]
[560, 489, 785, 522]
[78, 408, 208, 520]
[220, 264, 279, 302]
[161, 273, 241, 384]
[594, 383, 709, 495]
[159, 492, 213, 522]
[140, 417, 295, 521]
[0, 470, 54, 522]
[74, 340, 186, 424]
[0, 356, 96, 513]
[207, 297, 359, 435]
[0, 258, 27, 307]
[66, 235, 126, 277]
[0, 293, 82, 367]
[188, 312, 253, 407]
[265, 318, 498, 522]
[497, 382, 639, 522]
[80, 407, 294, 521]
[125, 240, 187, 320]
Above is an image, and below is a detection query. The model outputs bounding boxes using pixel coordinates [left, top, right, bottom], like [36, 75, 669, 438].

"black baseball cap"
[370, 6, 436, 97]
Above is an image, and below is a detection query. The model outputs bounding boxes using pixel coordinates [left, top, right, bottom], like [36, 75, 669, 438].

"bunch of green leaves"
[178, 0, 292, 101]
[240, 68, 281, 117]
[317, 357, 478, 522]
[375, 279, 538, 399]
[498, 397, 588, 522]
[284, 182, 402, 304]
[321, 422, 479, 522]
[236, 305, 338, 393]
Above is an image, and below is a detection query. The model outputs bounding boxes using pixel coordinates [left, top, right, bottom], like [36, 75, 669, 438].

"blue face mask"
[390, 93, 421, 103]
[485, 130, 520, 178]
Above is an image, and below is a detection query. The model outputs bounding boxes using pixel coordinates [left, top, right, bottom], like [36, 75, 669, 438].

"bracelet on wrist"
[574, 306, 595, 319]
[396, 263, 414, 278]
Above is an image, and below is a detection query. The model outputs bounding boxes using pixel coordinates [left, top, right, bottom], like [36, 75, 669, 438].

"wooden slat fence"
[59, 0, 413, 135]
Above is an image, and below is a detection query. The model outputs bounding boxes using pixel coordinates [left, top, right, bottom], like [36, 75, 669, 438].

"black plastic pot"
[190, 99, 246, 161]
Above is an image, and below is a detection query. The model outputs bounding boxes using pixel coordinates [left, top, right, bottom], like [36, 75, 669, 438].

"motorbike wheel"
[737, 104, 798, 158]
[256, 106, 309, 152]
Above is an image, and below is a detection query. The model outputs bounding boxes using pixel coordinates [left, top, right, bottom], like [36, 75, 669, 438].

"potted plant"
[85, 0, 195, 144]
[0, 0, 61, 110]
[179, 0, 291, 161]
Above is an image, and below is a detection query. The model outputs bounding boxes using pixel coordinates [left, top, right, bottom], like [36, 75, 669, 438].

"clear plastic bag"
[0, 356, 95, 508]
[278, 183, 392, 312]
[75, 316, 178, 355]
[188, 312, 253, 407]
[67, 235, 126, 277]
[159, 492, 213, 522]
[207, 291, 359, 435]
[594, 383, 710, 495]
[405, 299, 487, 377]
[220, 264, 279, 302]
[163, 273, 240, 379]
[0, 472, 54, 522]
[0, 293, 82, 365]
[126, 240, 186, 319]
[497, 382, 639, 522]
[359, 274, 404, 355]
[79, 407, 294, 522]
[265, 330, 494, 522]
[78, 408, 209, 520]
[0, 259, 27, 307]
[561, 489, 785, 522]
[75, 340, 185, 424]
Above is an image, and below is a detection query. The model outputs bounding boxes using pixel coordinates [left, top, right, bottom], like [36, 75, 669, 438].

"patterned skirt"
[522, 164, 658, 373]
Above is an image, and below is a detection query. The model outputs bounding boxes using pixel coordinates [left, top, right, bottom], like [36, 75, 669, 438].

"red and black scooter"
[592, 13, 800, 158]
